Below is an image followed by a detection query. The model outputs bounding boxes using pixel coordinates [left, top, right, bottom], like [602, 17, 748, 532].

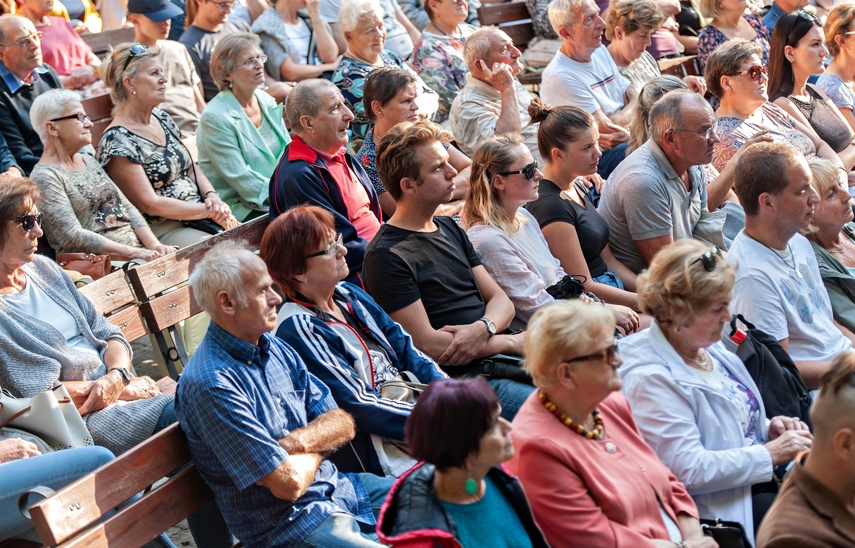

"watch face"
[483, 318, 497, 334]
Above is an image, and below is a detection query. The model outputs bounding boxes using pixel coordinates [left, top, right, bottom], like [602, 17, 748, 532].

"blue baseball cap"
[127, 0, 184, 21]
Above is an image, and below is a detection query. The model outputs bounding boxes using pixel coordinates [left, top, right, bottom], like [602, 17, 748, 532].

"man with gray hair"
[176, 240, 392, 547]
[598, 89, 719, 273]
[269, 78, 381, 285]
[449, 27, 540, 163]
[757, 351, 855, 546]
[540, 0, 636, 178]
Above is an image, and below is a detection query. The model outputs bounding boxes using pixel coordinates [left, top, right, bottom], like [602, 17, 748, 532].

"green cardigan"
[810, 222, 855, 333]
[197, 89, 290, 221]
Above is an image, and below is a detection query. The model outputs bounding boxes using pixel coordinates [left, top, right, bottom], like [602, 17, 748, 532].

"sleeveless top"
[788, 86, 852, 153]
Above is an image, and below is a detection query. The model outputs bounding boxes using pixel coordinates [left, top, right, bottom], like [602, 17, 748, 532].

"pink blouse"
[506, 391, 699, 547]
[36, 17, 92, 76]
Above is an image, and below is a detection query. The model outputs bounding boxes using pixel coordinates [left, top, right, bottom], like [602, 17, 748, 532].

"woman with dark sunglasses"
[768, 12, 855, 174]
[462, 133, 641, 334]
[619, 238, 814, 541]
[707, 38, 848, 176]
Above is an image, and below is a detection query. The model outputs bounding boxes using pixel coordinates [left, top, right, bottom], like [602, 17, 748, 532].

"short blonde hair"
[605, 0, 664, 41]
[100, 43, 162, 106]
[524, 301, 616, 388]
[804, 157, 847, 236]
[636, 239, 736, 326]
[698, 0, 723, 20]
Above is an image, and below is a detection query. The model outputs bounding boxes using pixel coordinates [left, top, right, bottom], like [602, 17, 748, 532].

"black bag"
[546, 275, 587, 300]
[700, 519, 752, 548]
[728, 314, 812, 427]
[184, 218, 224, 235]
[478, 353, 532, 384]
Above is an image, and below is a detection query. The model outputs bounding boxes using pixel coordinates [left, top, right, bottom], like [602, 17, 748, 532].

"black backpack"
[728, 314, 813, 428]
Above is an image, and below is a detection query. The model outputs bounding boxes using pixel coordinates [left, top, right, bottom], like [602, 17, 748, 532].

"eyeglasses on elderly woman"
[564, 343, 620, 366]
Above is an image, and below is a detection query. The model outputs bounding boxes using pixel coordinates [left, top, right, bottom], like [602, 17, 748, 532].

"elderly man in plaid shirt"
[175, 240, 393, 547]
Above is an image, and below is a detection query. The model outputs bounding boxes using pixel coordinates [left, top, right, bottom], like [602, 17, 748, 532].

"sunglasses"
[14, 213, 43, 232]
[499, 161, 538, 180]
[692, 246, 722, 272]
[50, 112, 91, 123]
[121, 43, 148, 75]
[565, 344, 619, 366]
[730, 64, 767, 81]
[797, 9, 819, 23]
[306, 233, 343, 259]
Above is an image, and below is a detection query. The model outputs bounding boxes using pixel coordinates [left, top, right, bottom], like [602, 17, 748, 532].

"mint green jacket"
[197, 89, 290, 221]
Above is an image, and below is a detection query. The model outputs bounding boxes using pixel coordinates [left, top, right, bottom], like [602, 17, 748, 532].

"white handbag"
[0, 384, 94, 452]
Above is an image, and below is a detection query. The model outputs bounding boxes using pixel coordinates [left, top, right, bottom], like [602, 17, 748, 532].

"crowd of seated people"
[8, 0, 855, 544]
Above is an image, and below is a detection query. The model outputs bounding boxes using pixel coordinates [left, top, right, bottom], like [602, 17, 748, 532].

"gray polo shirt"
[598, 139, 707, 273]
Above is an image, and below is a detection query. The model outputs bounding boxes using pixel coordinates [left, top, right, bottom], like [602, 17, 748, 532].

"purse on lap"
[0, 385, 94, 452]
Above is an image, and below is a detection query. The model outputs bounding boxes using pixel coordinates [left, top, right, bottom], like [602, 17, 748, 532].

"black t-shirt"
[364, 216, 486, 329]
[525, 179, 610, 277]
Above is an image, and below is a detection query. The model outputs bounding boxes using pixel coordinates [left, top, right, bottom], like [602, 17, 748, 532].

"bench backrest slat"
[81, 27, 135, 59]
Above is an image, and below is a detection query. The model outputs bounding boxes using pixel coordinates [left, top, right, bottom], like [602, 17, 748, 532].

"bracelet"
[204, 190, 218, 198]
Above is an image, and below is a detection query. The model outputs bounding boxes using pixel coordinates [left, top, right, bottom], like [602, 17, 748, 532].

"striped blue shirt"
[175, 322, 373, 546]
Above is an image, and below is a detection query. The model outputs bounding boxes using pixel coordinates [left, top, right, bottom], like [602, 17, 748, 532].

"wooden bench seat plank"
[82, 27, 135, 59]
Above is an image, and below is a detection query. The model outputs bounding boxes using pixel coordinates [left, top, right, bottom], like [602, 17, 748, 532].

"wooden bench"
[81, 94, 114, 145]
[126, 215, 271, 379]
[78, 268, 146, 345]
[657, 55, 701, 78]
[28, 423, 213, 547]
[82, 27, 135, 59]
[476, 0, 541, 87]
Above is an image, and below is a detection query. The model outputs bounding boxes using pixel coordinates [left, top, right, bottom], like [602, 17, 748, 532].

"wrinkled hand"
[151, 244, 178, 256]
[73, 372, 125, 416]
[683, 75, 707, 96]
[205, 194, 237, 228]
[68, 65, 98, 89]
[578, 174, 606, 194]
[119, 376, 163, 401]
[0, 438, 41, 463]
[764, 429, 813, 466]
[479, 59, 515, 93]
[737, 130, 773, 156]
[768, 415, 810, 440]
[607, 303, 640, 334]
[437, 322, 491, 365]
[598, 122, 630, 149]
[133, 248, 161, 261]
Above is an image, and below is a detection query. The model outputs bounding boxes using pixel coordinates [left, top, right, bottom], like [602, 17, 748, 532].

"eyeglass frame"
[210, 0, 236, 10]
[499, 160, 539, 180]
[240, 53, 269, 69]
[671, 121, 719, 140]
[49, 112, 92, 123]
[13, 213, 43, 232]
[121, 43, 149, 75]
[692, 246, 723, 272]
[0, 31, 43, 49]
[306, 233, 343, 259]
[728, 64, 767, 81]
[564, 344, 620, 367]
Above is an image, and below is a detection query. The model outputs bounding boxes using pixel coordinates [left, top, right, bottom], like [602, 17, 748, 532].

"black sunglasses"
[797, 9, 819, 23]
[692, 246, 722, 272]
[499, 161, 538, 180]
[14, 213, 43, 232]
[121, 43, 148, 74]
[565, 344, 619, 366]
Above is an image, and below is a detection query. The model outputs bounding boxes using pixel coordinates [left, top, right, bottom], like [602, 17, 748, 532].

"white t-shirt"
[727, 232, 852, 362]
[540, 44, 629, 117]
[281, 19, 313, 65]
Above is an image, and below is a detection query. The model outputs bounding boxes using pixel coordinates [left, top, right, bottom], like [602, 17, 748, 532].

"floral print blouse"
[332, 50, 439, 141]
[412, 24, 477, 124]
[97, 109, 202, 222]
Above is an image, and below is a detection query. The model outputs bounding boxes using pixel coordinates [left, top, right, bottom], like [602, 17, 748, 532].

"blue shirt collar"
[206, 321, 272, 366]
[0, 61, 49, 93]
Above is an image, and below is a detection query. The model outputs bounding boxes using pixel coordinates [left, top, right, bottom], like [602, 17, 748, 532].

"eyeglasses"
[306, 233, 343, 259]
[241, 54, 268, 69]
[13, 213, 43, 232]
[692, 246, 723, 272]
[499, 161, 538, 180]
[211, 0, 235, 10]
[565, 344, 619, 366]
[50, 112, 91, 123]
[1, 31, 43, 49]
[729, 64, 767, 81]
[672, 121, 718, 140]
[797, 9, 819, 23]
[121, 43, 148, 75]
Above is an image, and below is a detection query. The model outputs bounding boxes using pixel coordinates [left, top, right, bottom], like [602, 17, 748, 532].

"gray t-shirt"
[158, 40, 202, 133]
[598, 138, 708, 273]
[179, 19, 252, 102]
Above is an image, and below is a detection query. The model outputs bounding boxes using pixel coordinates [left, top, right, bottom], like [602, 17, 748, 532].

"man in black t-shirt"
[364, 121, 531, 418]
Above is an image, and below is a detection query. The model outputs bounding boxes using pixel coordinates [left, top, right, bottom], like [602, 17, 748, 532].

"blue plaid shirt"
[175, 322, 374, 546]
[0, 62, 50, 94]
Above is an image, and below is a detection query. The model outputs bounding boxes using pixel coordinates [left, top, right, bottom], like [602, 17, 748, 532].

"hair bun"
[528, 98, 552, 124]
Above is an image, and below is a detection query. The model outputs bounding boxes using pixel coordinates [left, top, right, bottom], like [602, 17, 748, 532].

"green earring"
[465, 477, 478, 496]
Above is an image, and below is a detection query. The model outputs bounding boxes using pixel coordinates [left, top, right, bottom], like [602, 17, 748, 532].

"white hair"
[30, 89, 84, 144]
[548, 0, 590, 35]
[339, 0, 384, 33]
[189, 240, 253, 313]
